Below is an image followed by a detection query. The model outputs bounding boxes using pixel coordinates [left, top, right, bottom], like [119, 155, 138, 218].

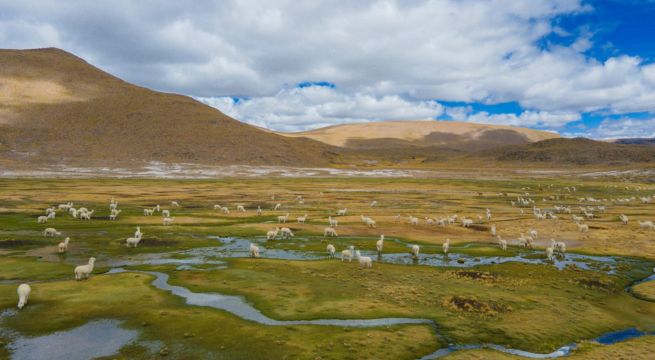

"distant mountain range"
[1, 47, 654, 170]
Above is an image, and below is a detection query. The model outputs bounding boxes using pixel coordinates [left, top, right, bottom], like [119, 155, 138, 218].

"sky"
[2, 0, 655, 138]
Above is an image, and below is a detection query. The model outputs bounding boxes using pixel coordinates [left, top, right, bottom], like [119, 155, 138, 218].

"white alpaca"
[171, 201, 180, 207]
[257, 206, 262, 216]
[639, 220, 655, 230]
[365, 217, 376, 228]
[163, 217, 175, 226]
[74, 257, 96, 280]
[545, 247, 554, 261]
[619, 214, 628, 225]
[572, 215, 584, 223]
[249, 243, 260, 258]
[551, 239, 566, 254]
[126, 234, 142, 248]
[273, 203, 282, 211]
[529, 229, 538, 240]
[411, 244, 420, 259]
[47, 211, 56, 220]
[43, 228, 61, 237]
[277, 213, 290, 223]
[17, 284, 31, 309]
[341, 246, 354, 262]
[266, 227, 280, 240]
[497, 236, 507, 251]
[336, 208, 347, 216]
[213, 204, 222, 210]
[442, 239, 450, 255]
[79, 210, 94, 220]
[237, 205, 246, 212]
[135, 226, 142, 239]
[37, 215, 48, 224]
[355, 251, 372, 269]
[324, 227, 338, 237]
[370, 200, 378, 207]
[577, 223, 589, 233]
[409, 216, 419, 226]
[155, 204, 161, 212]
[280, 227, 294, 239]
[162, 209, 170, 218]
[221, 207, 230, 214]
[109, 209, 122, 221]
[58, 237, 70, 253]
[328, 216, 338, 227]
[296, 214, 308, 223]
[490, 224, 497, 236]
[461, 218, 473, 227]
[143, 208, 155, 216]
[327, 244, 336, 258]
[376, 235, 384, 254]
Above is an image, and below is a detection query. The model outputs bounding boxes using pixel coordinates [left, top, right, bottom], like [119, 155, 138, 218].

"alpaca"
[280, 227, 294, 239]
[490, 224, 497, 237]
[296, 214, 308, 224]
[37, 215, 48, 224]
[266, 227, 280, 240]
[498, 236, 507, 251]
[257, 206, 262, 216]
[58, 237, 70, 253]
[171, 201, 180, 207]
[237, 205, 246, 212]
[619, 214, 629, 225]
[326, 244, 336, 258]
[341, 246, 355, 262]
[43, 228, 61, 237]
[74, 257, 96, 280]
[411, 244, 420, 259]
[545, 247, 554, 261]
[163, 217, 175, 226]
[328, 216, 338, 227]
[324, 227, 338, 237]
[17, 284, 31, 309]
[162, 209, 170, 218]
[376, 235, 384, 254]
[249, 243, 260, 258]
[355, 251, 372, 269]
[336, 208, 347, 216]
[443, 239, 450, 255]
[277, 213, 290, 223]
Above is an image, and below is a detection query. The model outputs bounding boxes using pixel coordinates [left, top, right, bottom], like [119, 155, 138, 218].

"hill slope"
[482, 138, 655, 165]
[0, 48, 335, 167]
[281, 120, 559, 151]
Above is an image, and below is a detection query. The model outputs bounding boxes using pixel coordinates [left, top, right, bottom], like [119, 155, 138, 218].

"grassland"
[1, 176, 654, 359]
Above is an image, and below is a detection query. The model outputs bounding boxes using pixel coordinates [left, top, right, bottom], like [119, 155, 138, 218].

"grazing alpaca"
[324, 227, 338, 237]
[74, 257, 96, 280]
[497, 236, 507, 251]
[58, 237, 70, 253]
[376, 235, 384, 254]
[619, 214, 628, 225]
[326, 244, 336, 258]
[163, 217, 175, 226]
[341, 246, 354, 262]
[280, 227, 294, 239]
[249, 243, 260, 258]
[411, 244, 420, 259]
[266, 227, 280, 240]
[545, 247, 554, 261]
[336, 208, 347, 216]
[37, 216, 48, 224]
[43, 228, 61, 237]
[17, 284, 31, 309]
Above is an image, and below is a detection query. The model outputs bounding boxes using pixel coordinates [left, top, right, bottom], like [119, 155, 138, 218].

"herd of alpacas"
[15, 186, 655, 310]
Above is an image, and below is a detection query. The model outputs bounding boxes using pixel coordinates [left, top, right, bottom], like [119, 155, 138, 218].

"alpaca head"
[17, 298, 26, 309]
[88, 257, 96, 265]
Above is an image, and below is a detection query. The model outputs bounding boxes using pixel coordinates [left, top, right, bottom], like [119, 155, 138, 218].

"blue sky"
[2, 0, 655, 137]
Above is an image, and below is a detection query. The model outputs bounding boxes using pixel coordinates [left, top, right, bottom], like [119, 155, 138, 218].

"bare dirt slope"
[0, 48, 335, 167]
[281, 120, 560, 150]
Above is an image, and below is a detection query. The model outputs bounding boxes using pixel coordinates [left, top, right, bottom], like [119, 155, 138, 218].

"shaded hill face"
[281, 120, 559, 151]
[613, 138, 655, 146]
[483, 138, 655, 165]
[0, 48, 335, 167]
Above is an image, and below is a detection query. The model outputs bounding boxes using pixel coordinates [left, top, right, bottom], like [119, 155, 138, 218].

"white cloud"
[1, 0, 654, 135]
[198, 85, 444, 131]
[566, 117, 655, 139]
[460, 110, 581, 128]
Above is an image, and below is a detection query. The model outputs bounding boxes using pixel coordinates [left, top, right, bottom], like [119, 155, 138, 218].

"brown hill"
[0, 48, 336, 167]
[280, 120, 559, 151]
[483, 138, 655, 165]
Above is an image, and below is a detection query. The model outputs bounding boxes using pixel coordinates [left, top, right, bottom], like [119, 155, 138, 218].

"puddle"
[6, 319, 138, 360]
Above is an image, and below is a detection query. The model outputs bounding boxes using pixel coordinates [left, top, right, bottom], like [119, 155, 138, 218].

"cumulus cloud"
[198, 84, 444, 131]
[1, 0, 654, 134]
[566, 117, 655, 139]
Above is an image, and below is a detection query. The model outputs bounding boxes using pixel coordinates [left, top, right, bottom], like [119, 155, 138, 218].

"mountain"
[280, 120, 559, 151]
[612, 138, 655, 146]
[482, 137, 655, 165]
[0, 48, 335, 167]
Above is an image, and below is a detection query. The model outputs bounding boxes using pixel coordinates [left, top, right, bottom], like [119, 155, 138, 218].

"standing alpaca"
[277, 213, 290, 223]
[355, 251, 372, 269]
[43, 228, 61, 237]
[497, 236, 507, 251]
[411, 244, 420, 259]
[336, 208, 347, 216]
[490, 224, 497, 237]
[58, 237, 70, 253]
[74, 257, 96, 280]
[328, 216, 338, 227]
[266, 227, 280, 240]
[37, 216, 48, 224]
[341, 246, 354, 262]
[162, 209, 170, 218]
[376, 235, 384, 254]
[126, 233, 142, 248]
[296, 214, 308, 224]
[17, 284, 31, 309]
[257, 206, 262, 216]
[249, 243, 260, 258]
[163, 217, 175, 226]
[545, 247, 554, 261]
[326, 244, 336, 258]
[619, 214, 628, 225]
[443, 239, 450, 256]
